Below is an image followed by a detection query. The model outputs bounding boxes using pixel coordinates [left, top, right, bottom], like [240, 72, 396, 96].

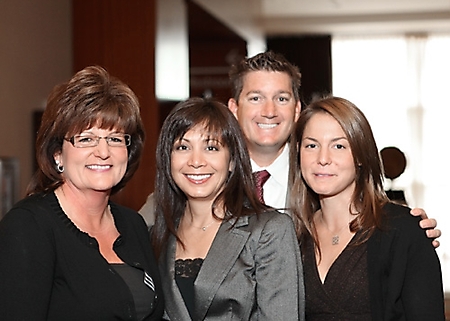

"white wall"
[0, 0, 72, 201]
[155, 0, 189, 101]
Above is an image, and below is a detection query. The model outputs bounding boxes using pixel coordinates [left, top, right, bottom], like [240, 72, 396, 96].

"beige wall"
[0, 0, 72, 199]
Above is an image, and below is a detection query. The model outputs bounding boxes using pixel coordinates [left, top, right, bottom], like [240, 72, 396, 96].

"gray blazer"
[159, 210, 305, 321]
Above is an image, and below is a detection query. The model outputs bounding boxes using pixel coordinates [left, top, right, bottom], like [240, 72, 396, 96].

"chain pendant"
[332, 235, 339, 245]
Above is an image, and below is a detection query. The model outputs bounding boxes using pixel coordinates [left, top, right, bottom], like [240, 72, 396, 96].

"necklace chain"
[320, 214, 350, 246]
[191, 219, 219, 231]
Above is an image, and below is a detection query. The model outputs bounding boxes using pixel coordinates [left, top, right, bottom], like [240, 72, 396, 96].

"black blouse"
[303, 234, 372, 320]
[111, 263, 156, 321]
[175, 258, 203, 319]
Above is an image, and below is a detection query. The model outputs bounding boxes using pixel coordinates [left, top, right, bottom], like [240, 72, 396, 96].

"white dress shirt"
[251, 144, 290, 211]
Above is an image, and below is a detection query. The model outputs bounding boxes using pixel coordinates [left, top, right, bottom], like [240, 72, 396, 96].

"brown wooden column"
[73, 1, 158, 210]
[186, 0, 247, 104]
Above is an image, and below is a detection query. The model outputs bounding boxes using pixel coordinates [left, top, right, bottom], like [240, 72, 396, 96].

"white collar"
[251, 144, 290, 187]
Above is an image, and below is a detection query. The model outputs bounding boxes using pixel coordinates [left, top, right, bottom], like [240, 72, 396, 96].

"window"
[332, 34, 450, 292]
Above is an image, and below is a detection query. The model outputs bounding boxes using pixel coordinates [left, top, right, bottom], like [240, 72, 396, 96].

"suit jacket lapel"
[160, 234, 192, 321]
[194, 217, 250, 320]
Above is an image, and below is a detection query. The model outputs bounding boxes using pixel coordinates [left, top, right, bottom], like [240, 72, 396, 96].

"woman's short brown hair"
[28, 65, 145, 195]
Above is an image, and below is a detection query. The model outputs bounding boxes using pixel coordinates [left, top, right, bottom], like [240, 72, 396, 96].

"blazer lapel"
[160, 234, 192, 321]
[194, 217, 250, 320]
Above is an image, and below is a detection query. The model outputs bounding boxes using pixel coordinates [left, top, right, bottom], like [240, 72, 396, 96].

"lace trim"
[175, 258, 204, 278]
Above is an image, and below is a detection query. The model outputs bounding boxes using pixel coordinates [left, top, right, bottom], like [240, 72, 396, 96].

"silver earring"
[56, 162, 64, 173]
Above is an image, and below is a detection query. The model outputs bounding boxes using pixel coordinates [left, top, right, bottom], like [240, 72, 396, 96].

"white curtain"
[332, 34, 450, 293]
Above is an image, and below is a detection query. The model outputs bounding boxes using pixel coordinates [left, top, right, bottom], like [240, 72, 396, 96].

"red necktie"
[253, 170, 270, 204]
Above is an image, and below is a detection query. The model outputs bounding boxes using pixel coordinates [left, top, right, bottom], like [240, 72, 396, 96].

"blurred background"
[0, 0, 449, 315]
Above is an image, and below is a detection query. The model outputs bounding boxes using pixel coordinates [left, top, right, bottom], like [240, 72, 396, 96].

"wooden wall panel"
[73, 0, 157, 210]
[187, 0, 247, 103]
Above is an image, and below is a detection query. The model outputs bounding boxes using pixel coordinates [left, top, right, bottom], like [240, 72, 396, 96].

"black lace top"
[303, 234, 372, 320]
[175, 258, 203, 319]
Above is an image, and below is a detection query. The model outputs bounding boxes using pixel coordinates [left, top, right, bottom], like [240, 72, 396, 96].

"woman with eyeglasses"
[0, 66, 164, 320]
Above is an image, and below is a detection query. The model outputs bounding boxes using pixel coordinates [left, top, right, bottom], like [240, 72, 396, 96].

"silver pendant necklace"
[191, 219, 219, 231]
[201, 221, 215, 231]
[331, 235, 340, 245]
[320, 214, 349, 246]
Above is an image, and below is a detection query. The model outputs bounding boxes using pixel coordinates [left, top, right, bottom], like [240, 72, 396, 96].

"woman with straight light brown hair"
[290, 96, 444, 320]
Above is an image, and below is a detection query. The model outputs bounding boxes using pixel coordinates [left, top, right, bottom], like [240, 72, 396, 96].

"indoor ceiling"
[194, 0, 450, 36]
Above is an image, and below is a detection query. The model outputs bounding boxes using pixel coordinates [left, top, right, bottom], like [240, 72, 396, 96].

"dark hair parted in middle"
[151, 97, 268, 259]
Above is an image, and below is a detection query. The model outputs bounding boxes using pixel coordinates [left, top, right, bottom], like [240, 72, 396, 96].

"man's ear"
[294, 100, 301, 122]
[228, 98, 239, 119]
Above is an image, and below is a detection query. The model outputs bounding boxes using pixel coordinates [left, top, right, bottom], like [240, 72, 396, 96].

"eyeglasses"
[66, 134, 131, 148]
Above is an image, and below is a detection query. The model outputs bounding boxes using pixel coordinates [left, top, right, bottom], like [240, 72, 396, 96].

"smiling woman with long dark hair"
[151, 97, 305, 321]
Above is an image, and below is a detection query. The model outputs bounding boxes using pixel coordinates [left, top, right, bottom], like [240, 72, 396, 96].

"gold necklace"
[320, 214, 350, 246]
